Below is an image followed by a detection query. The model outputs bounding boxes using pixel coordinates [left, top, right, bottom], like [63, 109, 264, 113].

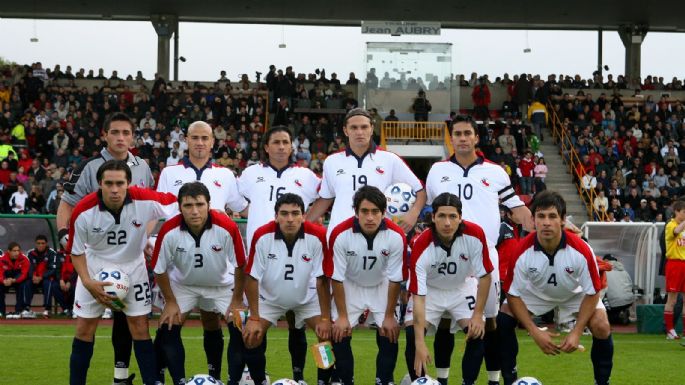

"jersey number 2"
[284, 263, 294, 280]
[106, 230, 127, 245]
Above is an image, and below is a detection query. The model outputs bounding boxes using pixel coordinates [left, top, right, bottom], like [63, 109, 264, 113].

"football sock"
[376, 330, 398, 385]
[289, 327, 308, 381]
[133, 339, 158, 385]
[227, 323, 246, 385]
[404, 326, 421, 380]
[497, 312, 519, 385]
[159, 325, 186, 385]
[317, 367, 334, 385]
[70, 337, 94, 385]
[244, 337, 268, 385]
[153, 328, 167, 383]
[664, 310, 675, 331]
[332, 336, 354, 385]
[484, 330, 500, 381]
[204, 328, 224, 380]
[461, 328, 484, 385]
[434, 327, 455, 385]
[112, 311, 133, 379]
[591, 335, 614, 385]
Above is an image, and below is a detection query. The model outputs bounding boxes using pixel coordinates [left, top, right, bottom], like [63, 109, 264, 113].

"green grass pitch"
[0, 324, 680, 384]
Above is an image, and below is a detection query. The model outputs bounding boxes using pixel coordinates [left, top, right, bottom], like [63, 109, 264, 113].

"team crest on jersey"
[256, 177, 265, 183]
[345, 250, 357, 257]
[301, 254, 312, 262]
[565, 266, 575, 274]
[213, 180, 222, 188]
[267, 253, 277, 259]
[336, 169, 346, 176]
[440, 176, 451, 183]
[481, 178, 490, 187]
[132, 220, 142, 228]
[460, 253, 468, 261]
[375, 166, 385, 175]
[294, 179, 303, 187]
[92, 227, 104, 233]
[211, 244, 223, 252]
[174, 179, 183, 186]
[381, 249, 390, 257]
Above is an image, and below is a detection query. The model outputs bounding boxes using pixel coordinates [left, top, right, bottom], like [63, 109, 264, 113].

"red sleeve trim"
[462, 220, 493, 273]
[246, 221, 277, 274]
[211, 211, 246, 267]
[129, 186, 178, 204]
[151, 215, 182, 269]
[408, 229, 434, 294]
[18, 254, 30, 283]
[385, 218, 409, 280]
[305, 221, 332, 276]
[66, 192, 100, 255]
[327, 217, 355, 278]
[503, 232, 536, 293]
[564, 230, 602, 292]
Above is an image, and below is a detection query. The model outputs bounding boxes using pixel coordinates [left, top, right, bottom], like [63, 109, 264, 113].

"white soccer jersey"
[328, 217, 406, 286]
[67, 187, 178, 264]
[157, 157, 247, 213]
[426, 155, 524, 246]
[319, 144, 423, 236]
[504, 231, 602, 303]
[239, 162, 320, 248]
[246, 221, 329, 309]
[408, 221, 493, 296]
[152, 210, 246, 286]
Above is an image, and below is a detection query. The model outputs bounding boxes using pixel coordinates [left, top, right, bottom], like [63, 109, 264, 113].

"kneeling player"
[407, 192, 492, 385]
[502, 191, 613, 385]
[242, 193, 332, 385]
[152, 182, 247, 384]
[328, 186, 407, 385]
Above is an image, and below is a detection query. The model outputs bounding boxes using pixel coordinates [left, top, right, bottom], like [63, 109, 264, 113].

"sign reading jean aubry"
[361, 21, 441, 36]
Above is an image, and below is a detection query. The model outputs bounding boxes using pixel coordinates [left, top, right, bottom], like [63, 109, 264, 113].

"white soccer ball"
[187, 374, 223, 384]
[271, 379, 298, 385]
[385, 182, 417, 218]
[514, 377, 543, 385]
[238, 367, 270, 385]
[96, 267, 130, 300]
[410, 376, 441, 385]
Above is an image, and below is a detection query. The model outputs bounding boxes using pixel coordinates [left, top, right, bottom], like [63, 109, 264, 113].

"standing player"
[242, 193, 332, 385]
[238, 125, 320, 383]
[152, 182, 247, 385]
[406, 193, 492, 385]
[156, 120, 248, 383]
[328, 186, 407, 385]
[306, 108, 426, 235]
[425, 115, 533, 385]
[67, 160, 178, 385]
[663, 200, 685, 339]
[57, 112, 154, 385]
[503, 191, 613, 385]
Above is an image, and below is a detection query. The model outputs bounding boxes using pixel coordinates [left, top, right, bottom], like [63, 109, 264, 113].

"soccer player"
[425, 115, 533, 385]
[238, 125, 320, 383]
[67, 160, 178, 385]
[0, 242, 30, 319]
[57, 112, 154, 385]
[406, 192, 492, 385]
[663, 200, 685, 339]
[503, 191, 613, 385]
[152, 182, 247, 385]
[306, 108, 426, 235]
[328, 185, 407, 385]
[26, 234, 68, 317]
[242, 193, 332, 385]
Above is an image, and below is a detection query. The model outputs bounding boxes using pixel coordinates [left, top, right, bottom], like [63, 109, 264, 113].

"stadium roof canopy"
[2, 0, 685, 32]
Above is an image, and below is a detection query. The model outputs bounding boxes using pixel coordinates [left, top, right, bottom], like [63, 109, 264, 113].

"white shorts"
[259, 295, 320, 328]
[406, 280, 480, 334]
[171, 281, 232, 314]
[73, 258, 152, 318]
[514, 285, 606, 324]
[332, 280, 396, 328]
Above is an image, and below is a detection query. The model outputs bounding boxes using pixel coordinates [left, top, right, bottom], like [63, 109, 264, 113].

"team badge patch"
[211, 244, 223, 252]
[294, 179, 303, 187]
[565, 266, 575, 274]
[460, 253, 469, 261]
[213, 180, 222, 188]
[132, 220, 142, 228]
[481, 178, 490, 187]
[376, 166, 385, 174]
[301, 254, 312, 262]
[381, 249, 390, 257]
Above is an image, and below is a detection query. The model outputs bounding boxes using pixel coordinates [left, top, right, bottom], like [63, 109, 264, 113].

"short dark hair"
[673, 200, 685, 212]
[275, 193, 305, 214]
[431, 192, 462, 215]
[7, 241, 20, 251]
[449, 114, 478, 136]
[178, 181, 211, 206]
[104, 112, 135, 133]
[261, 125, 293, 161]
[96, 160, 132, 183]
[530, 190, 566, 218]
[35, 235, 48, 242]
[344, 108, 372, 126]
[353, 185, 387, 214]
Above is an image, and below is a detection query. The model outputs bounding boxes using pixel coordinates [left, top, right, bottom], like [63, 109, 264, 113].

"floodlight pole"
[151, 14, 178, 81]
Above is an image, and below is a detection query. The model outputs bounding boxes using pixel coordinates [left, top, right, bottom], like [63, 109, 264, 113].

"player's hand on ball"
[160, 301, 183, 329]
[380, 314, 400, 343]
[467, 315, 485, 340]
[414, 342, 432, 376]
[83, 279, 117, 307]
[531, 328, 561, 355]
[242, 318, 264, 348]
[315, 317, 332, 341]
[398, 211, 419, 233]
[558, 330, 581, 353]
[332, 316, 352, 343]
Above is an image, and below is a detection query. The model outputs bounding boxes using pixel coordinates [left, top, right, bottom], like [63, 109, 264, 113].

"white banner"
[361, 21, 441, 36]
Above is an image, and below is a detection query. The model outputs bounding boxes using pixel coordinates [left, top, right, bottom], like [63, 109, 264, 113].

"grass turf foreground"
[0, 324, 680, 384]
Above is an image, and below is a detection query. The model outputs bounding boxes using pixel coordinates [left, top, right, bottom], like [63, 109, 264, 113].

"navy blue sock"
[332, 336, 354, 385]
[153, 329, 167, 383]
[461, 328, 484, 385]
[160, 325, 186, 385]
[496, 312, 519, 385]
[289, 327, 307, 381]
[204, 329, 224, 380]
[70, 338, 94, 385]
[483, 330, 499, 372]
[404, 326, 421, 380]
[376, 330, 398, 385]
[133, 339, 158, 385]
[112, 311, 133, 371]
[434, 326, 455, 384]
[245, 337, 268, 385]
[591, 335, 614, 385]
[318, 367, 334, 385]
[227, 323, 246, 385]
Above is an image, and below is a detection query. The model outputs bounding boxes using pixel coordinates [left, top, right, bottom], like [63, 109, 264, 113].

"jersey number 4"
[547, 273, 557, 286]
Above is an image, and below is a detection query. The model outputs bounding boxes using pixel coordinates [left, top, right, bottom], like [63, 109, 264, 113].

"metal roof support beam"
[618, 24, 648, 88]
[151, 14, 178, 81]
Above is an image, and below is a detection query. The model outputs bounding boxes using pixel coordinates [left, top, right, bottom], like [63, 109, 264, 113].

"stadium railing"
[380, 121, 450, 150]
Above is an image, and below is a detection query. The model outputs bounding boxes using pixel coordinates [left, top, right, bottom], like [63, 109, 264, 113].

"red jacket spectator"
[60, 252, 75, 282]
[471, 84, 491, 107]
[518, 156, 535, 177]
[1, 250, 30, 283]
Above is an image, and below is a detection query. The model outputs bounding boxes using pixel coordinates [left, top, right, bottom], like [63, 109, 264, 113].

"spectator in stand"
[411, 90, 432, 121]
[593, 190, 609, 218]
[292, 131, 312, 163]
[513, 73, 532, 119]
[9, 184, 28, 213]
[471, 77, 491, 120]
[527, 99, 548, 141]
[533, 157, 548, 193]
[0, 242, 31, 319]
[26, 184, 46, 214]
[498, 126, 516, 155]
[582, 169, 598, 191]
[385, 109, 399, 122]
[517, 150, 535, 195]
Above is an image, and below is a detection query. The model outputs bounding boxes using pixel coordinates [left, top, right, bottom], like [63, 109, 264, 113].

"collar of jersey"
[180, 157, 213, 171]
[96, 189, 133, 211]
[179, 213, 214, 232]
[533, 230, 567, 258]
[352, 217, 387, 233]
[274, 223, 306, 240]
[430, 224, 464, 247]
[262, 161, 294, 178]
[102, 148, 137, 166]
[345, 142, 377, 158]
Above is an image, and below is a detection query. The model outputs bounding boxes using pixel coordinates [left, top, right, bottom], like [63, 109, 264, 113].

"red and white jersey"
[426, 155, 524, 246]
[328, 217, 407, 287]
[152, 210, 246, 286]
[157, 157, 247, 213]
[67, 187, 178, 264]
[319, 144, 423, 236]
[246, 221, 330, 308]
[239, 162, 320, 249]
[408, 221, 492, 296]
[504, 231, 602, 302]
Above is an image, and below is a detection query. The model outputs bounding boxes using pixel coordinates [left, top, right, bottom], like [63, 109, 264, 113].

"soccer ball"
[238, 367, 270, 385]
[271, 379, 298, 385]
[385, 182, 417, 217]
[410, 377, 441, 385]
[95, 267, 129, 311]
[187, 374, 223, 384]
[514, 377, 542, 385]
